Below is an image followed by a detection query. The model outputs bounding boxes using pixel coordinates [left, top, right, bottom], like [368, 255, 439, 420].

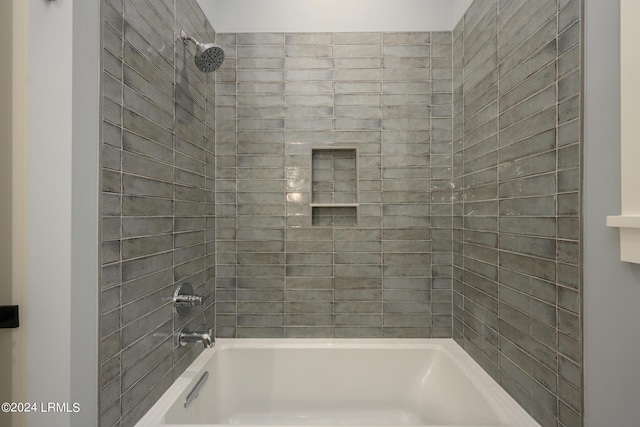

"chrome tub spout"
[177, 328, 214, 348]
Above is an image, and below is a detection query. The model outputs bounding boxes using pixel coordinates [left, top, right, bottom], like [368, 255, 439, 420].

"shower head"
[180, 29, 225, 73]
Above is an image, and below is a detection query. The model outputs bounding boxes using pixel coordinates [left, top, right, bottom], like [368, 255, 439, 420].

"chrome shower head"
[180, 30, 225, 73]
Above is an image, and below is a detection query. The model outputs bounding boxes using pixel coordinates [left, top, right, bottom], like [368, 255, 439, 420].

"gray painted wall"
[71, 0, 101, 425]
[583, 0, 640, 425]
[27, 0, 100, 426]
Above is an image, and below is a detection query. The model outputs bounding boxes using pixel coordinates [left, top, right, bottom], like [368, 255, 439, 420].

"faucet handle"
[174, 293, 208, 306]
[173, 283, 209, 318]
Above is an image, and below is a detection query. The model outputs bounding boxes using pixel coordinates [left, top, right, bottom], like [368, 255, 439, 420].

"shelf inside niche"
[311, 147, 358, 226]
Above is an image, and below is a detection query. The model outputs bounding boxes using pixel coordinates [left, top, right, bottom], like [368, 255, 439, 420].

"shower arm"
[180, 29, 200, 46]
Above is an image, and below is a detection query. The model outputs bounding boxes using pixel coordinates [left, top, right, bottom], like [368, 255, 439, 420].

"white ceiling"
[196, 0, 473, 33]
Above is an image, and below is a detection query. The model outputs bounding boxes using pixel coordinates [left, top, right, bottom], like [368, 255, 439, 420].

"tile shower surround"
[214, 30, 454, 340]
[99, 1, 582, 427]
[100, 0, 216, 425]
[452, 1, 582, 426]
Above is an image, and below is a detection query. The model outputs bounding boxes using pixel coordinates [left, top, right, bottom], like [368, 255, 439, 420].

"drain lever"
[184, 371, 209, 408]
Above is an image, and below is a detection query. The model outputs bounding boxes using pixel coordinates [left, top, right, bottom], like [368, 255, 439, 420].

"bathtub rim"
[134, 338, 540, 427]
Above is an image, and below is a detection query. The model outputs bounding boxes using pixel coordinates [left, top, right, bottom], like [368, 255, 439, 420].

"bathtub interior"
[162, 343, 507, 426]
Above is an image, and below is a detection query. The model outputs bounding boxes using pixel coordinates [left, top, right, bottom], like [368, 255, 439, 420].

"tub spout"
[177, 328, 214, 348]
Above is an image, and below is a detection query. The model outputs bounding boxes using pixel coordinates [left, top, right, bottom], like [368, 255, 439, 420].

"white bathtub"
[135, 339, 539, 427]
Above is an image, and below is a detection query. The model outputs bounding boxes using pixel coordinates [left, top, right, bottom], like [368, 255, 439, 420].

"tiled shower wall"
[214, 32, 455, 338]
[100, 0, 216, 425]
[452, 1, 582, 426]
[100, 1, 584, 426]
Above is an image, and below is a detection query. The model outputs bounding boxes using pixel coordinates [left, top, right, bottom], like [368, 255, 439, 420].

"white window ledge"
[607, 216, 640, 263]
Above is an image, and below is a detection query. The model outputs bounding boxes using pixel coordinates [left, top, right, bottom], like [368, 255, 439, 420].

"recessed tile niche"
[310, 148, 358, 226]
